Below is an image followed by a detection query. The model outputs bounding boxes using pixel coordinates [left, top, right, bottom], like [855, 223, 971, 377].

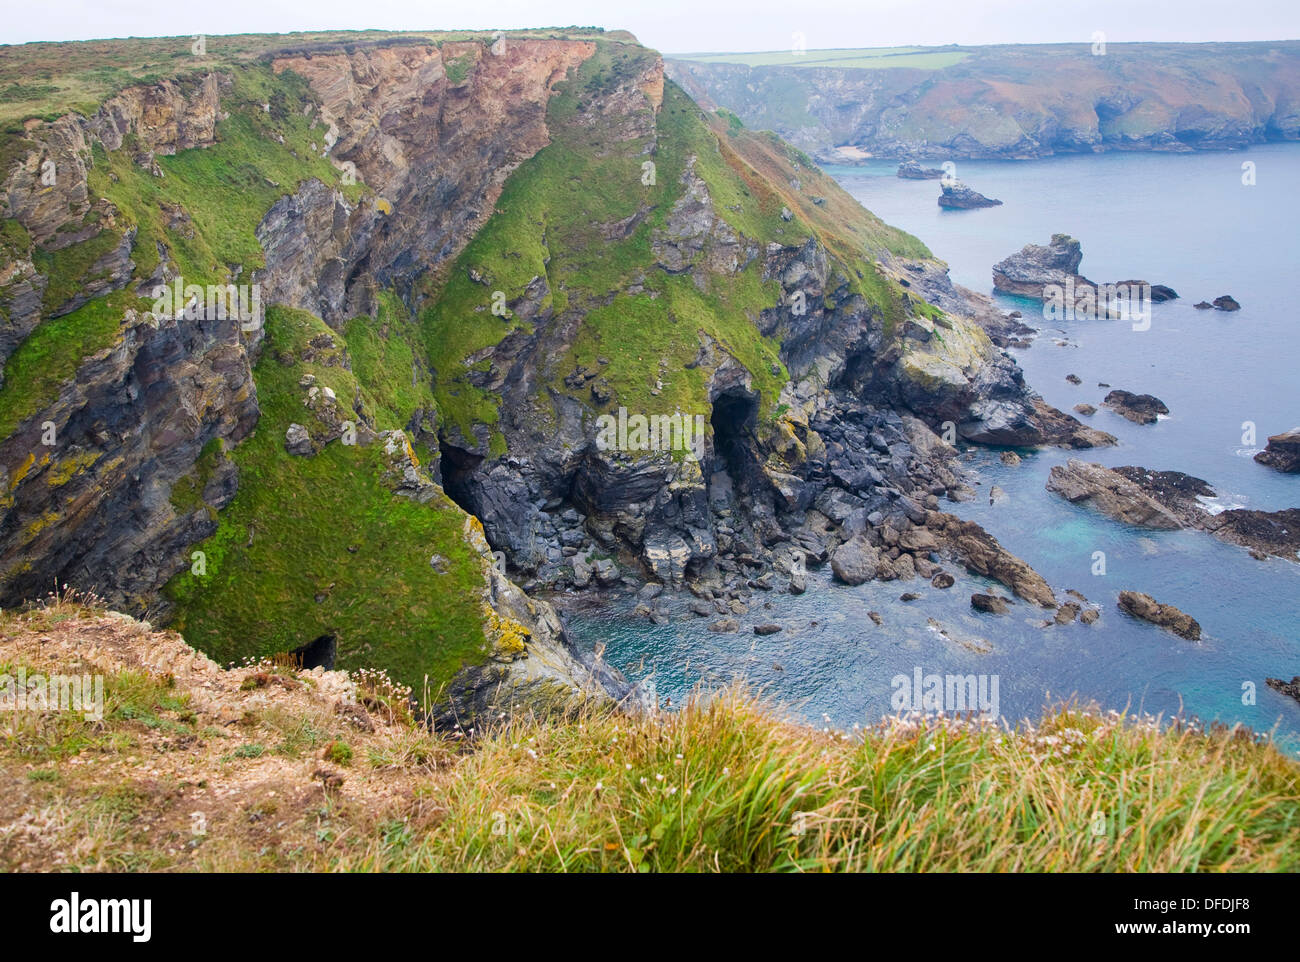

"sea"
[565, 143, 1300, 747]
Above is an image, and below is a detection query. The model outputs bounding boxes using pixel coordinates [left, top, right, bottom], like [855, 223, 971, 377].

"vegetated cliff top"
[0, 27, 637, 126]
[668, 40, 1300, 159]
[2, 597, 1297, 872]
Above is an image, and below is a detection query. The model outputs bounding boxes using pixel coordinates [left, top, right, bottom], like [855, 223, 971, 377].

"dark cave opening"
[710, 391, 760, 490]
[291, 634, 337, 671]
[438, 438, 484, 518]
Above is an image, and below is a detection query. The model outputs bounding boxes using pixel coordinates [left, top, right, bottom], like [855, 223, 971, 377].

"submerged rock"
[1117, 590, 1201, 640]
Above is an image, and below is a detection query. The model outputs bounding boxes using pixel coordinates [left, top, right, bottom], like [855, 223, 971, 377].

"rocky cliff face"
[668, 41, 1300, 161]
[0, 31, 1107, 720]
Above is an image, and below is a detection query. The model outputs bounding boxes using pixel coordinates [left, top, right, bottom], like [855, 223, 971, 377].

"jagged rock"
[867, 611, 883, 625]
[1254, 428, 1300, 473]
[1073, 403, 1096, 416]
[1265, 677, 1300, 705]
[285, 423, 313, 456]
[992, 234, 1089, 298]
[592, 559, 621, 587]
[938, 181, 1002, 209]
[1065, 374, 1082, 385]
[1046, 460, 1183, 529]
[1213, 295, 1241, 311]
[931, 571, 955, 589]
[1118, 590, 1201, 640]
[708, 618, 740, 633]
[1079, 608, 1100, 625]
[1054, 602, 1080, 624]
[1102, 390, 1169, 425]
[971, 593, 1011, 614]
[1193, 301, 1214, 309]
[930, 512, 1056, 607]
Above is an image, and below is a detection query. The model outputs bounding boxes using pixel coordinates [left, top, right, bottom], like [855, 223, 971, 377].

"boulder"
[1212, 295, 1241, 311]
[285, 423, 313, 456]
[971, 593, 1011, 614]
[1117, 590, 1201, 640]
[754, 623, 783, 636]
[830, 535, 880, 586]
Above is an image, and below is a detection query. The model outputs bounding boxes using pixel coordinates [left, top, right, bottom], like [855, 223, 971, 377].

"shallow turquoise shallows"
[566, 144, 1300, 748]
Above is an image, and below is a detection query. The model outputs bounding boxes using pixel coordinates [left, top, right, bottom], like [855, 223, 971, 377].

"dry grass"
[1, 596, 1297, 872]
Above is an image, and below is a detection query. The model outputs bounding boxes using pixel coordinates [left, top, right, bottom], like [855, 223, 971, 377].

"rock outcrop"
[1255, 428, 1300, 473]
[1046, 460, 1183, 529]
[897, 161, 943, 179]
[1117, 590, 1201, 640]
[1102, 390, 1170, 425]
[938, 181, 1002, 209]
[1047, 461, 1300, 562]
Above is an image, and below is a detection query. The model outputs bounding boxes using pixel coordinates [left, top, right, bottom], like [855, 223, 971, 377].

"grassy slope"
[3, 604, 1298, 872]
[162, 305, 491, 690]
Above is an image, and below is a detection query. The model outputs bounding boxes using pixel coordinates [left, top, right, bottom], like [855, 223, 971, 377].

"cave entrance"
[291, 634, 337, 671]
[710, 391, 759, 491]
[438, 438, 484, 518]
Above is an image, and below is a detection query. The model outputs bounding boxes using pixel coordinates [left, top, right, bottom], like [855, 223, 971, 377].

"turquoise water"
[566, 145, 1300, 745]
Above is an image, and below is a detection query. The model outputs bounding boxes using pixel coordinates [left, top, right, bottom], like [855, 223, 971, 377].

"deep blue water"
[566, 145, 1300, 746]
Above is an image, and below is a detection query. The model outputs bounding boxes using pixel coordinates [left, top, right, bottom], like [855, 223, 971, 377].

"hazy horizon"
[3, 0, 1299, 51]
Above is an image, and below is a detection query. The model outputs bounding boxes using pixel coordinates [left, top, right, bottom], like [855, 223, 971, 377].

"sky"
[3, 0, 1298, 50]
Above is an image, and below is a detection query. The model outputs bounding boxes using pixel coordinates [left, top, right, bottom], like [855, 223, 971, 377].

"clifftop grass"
[3, 603, 1298, 873]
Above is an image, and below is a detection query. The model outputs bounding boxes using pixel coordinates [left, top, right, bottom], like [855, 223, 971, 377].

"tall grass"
[336, 689, 1300, 872]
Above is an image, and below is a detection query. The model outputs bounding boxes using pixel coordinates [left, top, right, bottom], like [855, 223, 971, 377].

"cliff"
[668, 41, 1300, 161]
[0, 29, 1099, 720]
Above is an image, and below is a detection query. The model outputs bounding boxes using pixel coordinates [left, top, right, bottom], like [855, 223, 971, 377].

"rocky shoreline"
[1047, 459, 1300, 562]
